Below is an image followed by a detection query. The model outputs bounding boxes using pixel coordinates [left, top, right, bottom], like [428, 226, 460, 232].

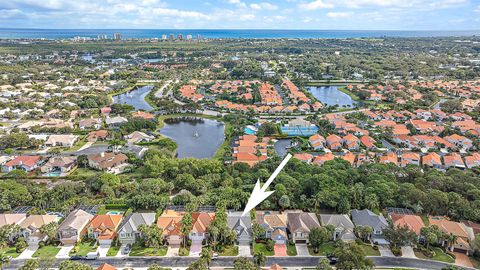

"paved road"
[6, 256, 475, 270]
[154, 80, 173, 98]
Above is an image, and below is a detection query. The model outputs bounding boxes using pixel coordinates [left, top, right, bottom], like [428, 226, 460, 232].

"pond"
[159, 117, 225, 159]
[112, 85, 154, 111]
[274, 139, 292, 158]
[307, 85, 356, 107]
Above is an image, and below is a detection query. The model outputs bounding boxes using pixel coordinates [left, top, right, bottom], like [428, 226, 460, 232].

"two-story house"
[118, 212, 156, 245]
[57, 209, 93, 245]
[287, 211, 320, 244]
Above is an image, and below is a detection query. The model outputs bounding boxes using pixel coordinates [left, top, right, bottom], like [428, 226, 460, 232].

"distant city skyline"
[1, 0, 480, 31]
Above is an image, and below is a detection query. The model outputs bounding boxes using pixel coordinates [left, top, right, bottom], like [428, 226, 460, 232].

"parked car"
[212, 253, 219, 260]
[85, 252, 99, 260]
[69, 255, 84, 260]
[327, 253, 338, 265]
[122, 244, 131, 255]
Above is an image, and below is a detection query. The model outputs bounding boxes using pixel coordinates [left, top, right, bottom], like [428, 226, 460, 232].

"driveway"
[401, 246, 416, 258]
[97, 245, 110, 258]
[378, 245, 394, 257]
[115, 244, 128, 258]
[166, 244, 180, 257]
[189, 241, 202, 257]
[238, 244, 250, 257]
[56, 245, 74, 258]
[295, 244, 309, 256]
[76, 141, 94, 152]
[274, 244, 287, 257]
[454, 252, 474, 268]
[16, 244, 39, 259]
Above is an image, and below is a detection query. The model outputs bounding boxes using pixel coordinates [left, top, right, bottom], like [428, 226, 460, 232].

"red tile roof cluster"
[232, 135, 269, 166]
[179, 85, 204, 102]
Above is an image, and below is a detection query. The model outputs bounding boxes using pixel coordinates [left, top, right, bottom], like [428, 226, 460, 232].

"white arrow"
[241, 153, 292, 217]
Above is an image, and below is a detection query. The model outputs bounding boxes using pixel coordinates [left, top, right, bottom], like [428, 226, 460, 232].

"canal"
[112, 85, 154, 111]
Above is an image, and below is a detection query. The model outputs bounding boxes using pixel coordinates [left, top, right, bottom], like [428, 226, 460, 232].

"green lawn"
[287, 243, 297, 256]
[308, 242, 335, 256]
[218, 245, 238, 256]
[107, 245, 120, 257]
[0, 246, 21, 258]
[130, 244, 167, 256]
[71, 240, 97, 256]
[253, 243, 274, 256]
[414, 247, 455, 263]
[359, 244, 380, 256]
[32, 246, 60, 258]
[68, 168, 100, 179]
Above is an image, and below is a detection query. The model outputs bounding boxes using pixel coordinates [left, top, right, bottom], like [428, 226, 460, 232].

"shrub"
[391, 246, 402, 256]
[15, 239, 27, 253]
[179, 247, 189, 256]
[266, 239, 275, 252]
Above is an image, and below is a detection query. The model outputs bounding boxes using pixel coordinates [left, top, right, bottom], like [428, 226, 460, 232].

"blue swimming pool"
[244, 127, 257, 135]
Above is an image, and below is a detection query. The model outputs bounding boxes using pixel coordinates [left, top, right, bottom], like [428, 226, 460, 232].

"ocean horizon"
[1, 28, 480, 39]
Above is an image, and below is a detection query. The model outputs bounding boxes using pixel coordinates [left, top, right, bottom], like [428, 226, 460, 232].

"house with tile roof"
[380, 152, 398, 166]
[312, 152, 335, 166]
[131, 111, 155, 120]
[342, 134, 360, 150]
[87, 214, 123, 245]
[351, 209, 388, 244]
[87, 152, 129, 174]
[326, 134, 343, 150]
[464, 153, 480, 169]
[45, 134, 79, 148]
[118, 212, 156, 245]
[293, 153, 314, 163]
[58, 209, 94, 245]
[400, 152, 421, 167]
[96, 263, 117, 270]
[429, 217, 474, 254]
[309, 134, 325, 150]
[2, 155, 43, 172]
[256, 211, 288, 244]
[389, 214, 425, 236]
[422, 152, 443, 169]
[0, 214, 26, 228]
[360, 135, 376, 149]
[19, 215, 59, 243]
[227, 211, 251, 246]
[41, 156, 77, 175]
[87, 130, 109, 142]
[287, 211, 320, 244]
[79, 118, 102, 130]
[443, 153, 466, 170]
[125, 131, 155, 145]
[444, 134, 473, 151]
[157, 210, 184, 246]
[319, 214, 356, 242]
[189, 212, 215, 244]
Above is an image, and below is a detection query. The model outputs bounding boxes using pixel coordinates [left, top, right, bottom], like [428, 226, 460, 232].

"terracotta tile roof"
[96, 263, 117, 270]
[191, 212, 215, 233]
[429, 217, 469, 239]
[157, 210, 184, 236]
[4, 155, 42, 168]
[390, 214, 425, 235]
[293, 153, 314, 162]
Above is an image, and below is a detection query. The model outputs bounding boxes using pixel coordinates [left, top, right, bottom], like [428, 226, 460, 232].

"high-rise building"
[177, 33, 183, 40]
[161, 34, 167, 40]
[113, 33, 122, 40]
[186, 34, 193, 41]
[169, 34, 174, 41]
[197, 34, 203, 40]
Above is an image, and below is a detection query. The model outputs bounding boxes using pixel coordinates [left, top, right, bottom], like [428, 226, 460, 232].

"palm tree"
[253, 252, 266, 268]
[0, 254, 11, 270]
[200, 247, 213, 269]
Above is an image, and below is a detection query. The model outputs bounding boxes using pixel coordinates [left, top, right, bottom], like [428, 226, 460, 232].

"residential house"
[87, 152, 129, 174]
[41, 156, 77, 175]
[313, 152, 335, 166]
[57, 209, 94, 245]
[87, 130, 109, 142]
[309, 134, 325, 150]
[125, 131, 155, 145]
[429, 217, 474, 254]
[422, 152, 443, 169]
[256, 211, 288, 244]
[45, 134, 78, 148]
[96, 263, 117, 270]
[287, 211, 320, 244]
[0, 214, 26, 228]
[360, 135, 377, 149]
[389, 214, 425, 236]
[319, 214, 356, 242]
[444, 134, 473, 151]
[189, 212, 215, 246]
[379, 152, 398, 166]
[443, 153, 466, 170]
[87, 215, 123, 245]
[131, 111, 155, 120]
[157, 210, 184, 246]
[118, 212, 156, 245]
[106, 116, 128, 127]
[342, 134, 360, 150]
[293, 153, 314, 163]
[400, 152, 421, 167]
[326, 134, 343, 150]
[227, 211, 252, 246]
[79, 118, 102, 130]
[100, 107, 111, 115]
[351, 209, 388, 244]
[2, 155, 43, 172]
[19, 215, 58, 243]
[465, 153, 480, 169]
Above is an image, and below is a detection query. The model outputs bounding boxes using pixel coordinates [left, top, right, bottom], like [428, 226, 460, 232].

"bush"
[38, 241, 45, 248]
[15, 239, 27, 253]
[266, 239, 275, 252]
[179, 247, 189, 256]
[391, 246, 402, 256]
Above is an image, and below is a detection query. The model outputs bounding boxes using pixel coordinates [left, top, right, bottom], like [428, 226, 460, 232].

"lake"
[307, 86, 356, 107]
[159, 117, 225, 159]
[112, 85, 154, 111]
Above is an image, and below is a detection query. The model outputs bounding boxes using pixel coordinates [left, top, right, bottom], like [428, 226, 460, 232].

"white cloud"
[474, 5, 480, 12]
[327, 11, 353, 18]
[250, 2, 278, 10]
[226, 0, 247, 8]
[299, 0, 334, 10]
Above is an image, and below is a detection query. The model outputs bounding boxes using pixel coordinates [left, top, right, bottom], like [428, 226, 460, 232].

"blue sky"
[0, 0, 479, 30]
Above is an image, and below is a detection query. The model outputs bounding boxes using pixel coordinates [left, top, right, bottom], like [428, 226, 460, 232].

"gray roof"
[287, 212, 320, 233]
[227, 211, 251, 237]
[118, 212, 156, 233]
[58, 209, 93, 232]
[319, 214, 354, 230]
[351, 209, 388, 230]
